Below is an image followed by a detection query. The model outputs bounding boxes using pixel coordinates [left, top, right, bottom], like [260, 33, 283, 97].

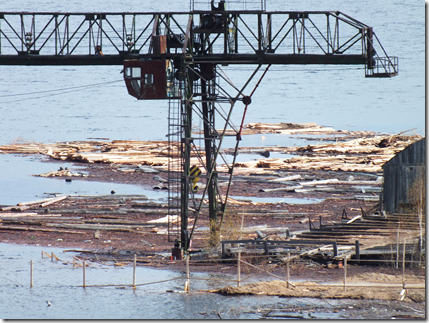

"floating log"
[0, 225, 86, 234]
[39, 195, 68, 207]
[260, 185, 303, 193]
[0, 212, 40, 217]
[45, 223, 137, 231]
[147, 215, 180, 224]
[299, 179, 339, 186]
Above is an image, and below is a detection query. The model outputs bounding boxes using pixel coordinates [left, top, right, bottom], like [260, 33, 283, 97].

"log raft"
[0, 123, 421, 174]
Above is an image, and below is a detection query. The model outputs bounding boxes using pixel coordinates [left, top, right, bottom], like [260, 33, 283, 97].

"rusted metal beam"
[0, 53, 367, 65]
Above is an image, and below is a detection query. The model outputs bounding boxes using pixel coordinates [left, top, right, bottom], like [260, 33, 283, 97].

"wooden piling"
[333, 241, 338, 257]
[237, 252, 241, 287]
[133, 254, 137, 289]
[286, 253, 290, 288]
[30, 260, 33, 288]
[355, 240, 360, 263]
[83, 261, 86, 288]
[343, 257, 347, 292]
[263, 240, 268, 255]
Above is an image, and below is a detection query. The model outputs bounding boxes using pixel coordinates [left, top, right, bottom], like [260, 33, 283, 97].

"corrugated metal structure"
[382, 138, 426, 213]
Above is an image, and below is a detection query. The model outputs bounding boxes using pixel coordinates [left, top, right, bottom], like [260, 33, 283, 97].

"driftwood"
[0, 225, 86, 234]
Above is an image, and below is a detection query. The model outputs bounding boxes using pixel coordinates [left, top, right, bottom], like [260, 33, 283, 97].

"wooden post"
[41, 251, 44, 259]
[286, 253, 290, 288]
[30, 260, 33, 288]
[237, 252, 241, 287]
[355, 240, 360, 263]
[333, 241, 338, 257]
[402, 241, 406, 288]
[83, 261, 86, 288]
[418, 237, 422, 268]
[73, 256, 76, 268]
[396, 225, 400, 269]
[51, 252, 54, 262]
[133, 254, 137, 289]
[343, 257, 347, 292]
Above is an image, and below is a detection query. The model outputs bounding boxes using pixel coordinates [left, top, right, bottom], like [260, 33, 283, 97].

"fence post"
[83, 261, 86, 288]
[402, 241, 406, 288]
[133, 254, 137, 289]
[237, 252, 241, 287]
[286, 253, 290, 288]
[51, 252, 54, 262]
[343, 257, 347, 292]
[30, 260, 33, 288]
[73, 256, 76, 268]
[418, 237, 422, 268]
[185, 255, 190, 292]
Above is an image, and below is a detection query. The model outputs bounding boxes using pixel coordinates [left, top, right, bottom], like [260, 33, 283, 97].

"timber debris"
[0, 123, 421, 174]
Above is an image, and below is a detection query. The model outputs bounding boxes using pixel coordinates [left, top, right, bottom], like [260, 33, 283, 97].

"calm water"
[0, 0, 425, 319]
[0, 243, 394, 320]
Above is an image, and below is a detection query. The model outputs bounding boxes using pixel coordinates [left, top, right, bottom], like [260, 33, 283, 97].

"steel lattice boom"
[0, 10, 397, 76]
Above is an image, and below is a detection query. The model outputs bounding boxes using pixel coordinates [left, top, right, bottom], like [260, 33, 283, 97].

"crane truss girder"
[0, 11, 397, 76]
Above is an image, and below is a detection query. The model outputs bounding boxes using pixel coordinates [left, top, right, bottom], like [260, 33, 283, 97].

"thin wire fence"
[27, 249, 425, 294]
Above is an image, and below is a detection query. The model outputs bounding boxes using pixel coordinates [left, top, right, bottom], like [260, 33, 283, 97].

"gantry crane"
[0, 1, 398, 254]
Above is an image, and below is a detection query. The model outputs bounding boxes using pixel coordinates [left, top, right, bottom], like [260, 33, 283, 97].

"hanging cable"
[0, 79, 123, 104]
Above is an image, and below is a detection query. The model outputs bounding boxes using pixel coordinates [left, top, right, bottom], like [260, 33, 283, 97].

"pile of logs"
[0, 123, 422, 174]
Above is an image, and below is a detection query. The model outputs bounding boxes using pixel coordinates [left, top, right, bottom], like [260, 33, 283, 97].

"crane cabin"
[124, 58, 177, 100]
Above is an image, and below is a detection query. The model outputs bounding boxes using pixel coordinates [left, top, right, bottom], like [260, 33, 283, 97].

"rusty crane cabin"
[124, 35, 178, 100]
